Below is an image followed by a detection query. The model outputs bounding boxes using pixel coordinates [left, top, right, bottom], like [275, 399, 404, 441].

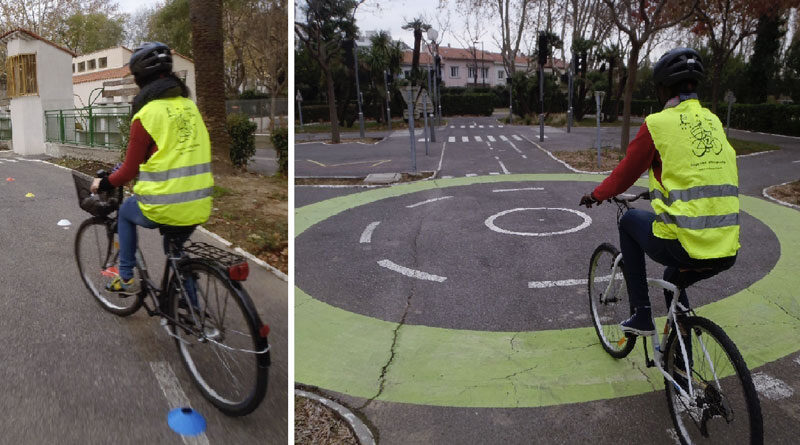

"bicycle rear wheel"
[665, 316, 763, 444]
[167, 260, 269, 417]
[588, 243, 636, 358]
[74, 218, 142, 316]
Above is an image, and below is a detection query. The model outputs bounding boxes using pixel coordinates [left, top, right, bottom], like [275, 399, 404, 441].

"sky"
[115, 0, 162, 14]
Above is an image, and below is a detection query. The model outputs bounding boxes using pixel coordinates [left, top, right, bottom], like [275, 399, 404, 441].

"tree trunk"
[270, 94, 277, 132]
[190, 0, 233, 174]
[620, 43, 641, 153]
[324, 65, 340, 143]
[710, 54, 723, 114]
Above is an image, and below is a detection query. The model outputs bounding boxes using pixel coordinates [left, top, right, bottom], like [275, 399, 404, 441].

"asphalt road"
[0, 154, 287, 443]
[295, 116, 800, 443]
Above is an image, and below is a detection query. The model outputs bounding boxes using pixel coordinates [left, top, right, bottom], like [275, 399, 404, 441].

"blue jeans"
[619, 209, 736, 312]
[117, 197, 159, 280]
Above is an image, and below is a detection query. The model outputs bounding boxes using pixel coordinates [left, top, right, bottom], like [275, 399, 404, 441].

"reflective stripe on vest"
[132, 97, 213, 226]
[645, 99, 740, 259]
[650, 184, 738, 207]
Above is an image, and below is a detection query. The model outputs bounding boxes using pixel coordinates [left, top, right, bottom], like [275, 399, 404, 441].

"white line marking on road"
[493, 187, 545, 193]
[448, 136, 455, 142]
[466, 173, 478, 177]
[418, 138, 425, 142]
[494, 156, 510, 174]
[360, 222, 381, 243]
[462, 136, 469, 142]
[450, 126, 455, 129]
[486, 207, 593, 238]
[489, 172, 500, 175]
[528, 273, 622, 288]
[521, 135, 611, 175]
[507, 140, 523, 155]
[793, 160, 800, 163]
[487, 135, 496, 142]
[460, 125, 465, 128]
[479, 125, 484, 128]
[500, 135, 509, 141]
[470, 125, 475, 128]
[150, 362, 211, 445]
[522, 155, 527, 159]
[752, 373, 794, 400]
[5, 159, 17, 163]
[474, 136, 482, 142]
[512, 135, 522, 141]
[489, 125, 494, 128]
[441, 175, 454, 179]
[437, 142, 447, 173]
[377, 259, 447, 282]
[498, 125, 504, 128]
[406, 196, 453, 208]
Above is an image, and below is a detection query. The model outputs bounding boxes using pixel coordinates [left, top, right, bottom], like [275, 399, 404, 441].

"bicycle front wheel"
[665, 316, 763, 445]
[167, 260, 269, 417]
[74, 218, 142, 316]
[588, 243, 636, 358]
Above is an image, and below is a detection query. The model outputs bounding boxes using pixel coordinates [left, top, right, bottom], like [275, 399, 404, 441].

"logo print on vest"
[165, 106, 196, 147]
[680, 113, 722, 157]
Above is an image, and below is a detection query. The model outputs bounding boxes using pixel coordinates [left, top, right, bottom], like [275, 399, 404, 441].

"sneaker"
[619, 307, 656, 336]
[105, 276, 140, 295]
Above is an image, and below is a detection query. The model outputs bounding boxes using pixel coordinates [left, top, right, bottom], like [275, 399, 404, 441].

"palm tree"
[362, 31, 402, 123]
[402, 18, 430, 86]
[597, 44, 621, 122]
[189, 0, 232, 173]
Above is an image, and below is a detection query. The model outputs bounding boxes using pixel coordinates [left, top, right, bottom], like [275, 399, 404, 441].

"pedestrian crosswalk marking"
[462, 136, 469, 142]
[469, 125, 475, 129]
[450, 126, 455, 129]
[500, 135, 508, 141]
[479, 125, 484, 128]
[460, 125, 465, 128]
[487, 136, 496, 142]
[512, 135, 522, 141]
[475, 136, 482, 142]
[448, 136, 455, 143]
[489, 125, 494, 128]
[498, 125, 504, 128]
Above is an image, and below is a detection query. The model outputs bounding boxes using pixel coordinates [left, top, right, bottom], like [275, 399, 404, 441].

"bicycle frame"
[604, 251, 724, 405]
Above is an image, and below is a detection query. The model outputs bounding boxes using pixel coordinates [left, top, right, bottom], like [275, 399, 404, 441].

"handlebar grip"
[96, 169, 108, 178]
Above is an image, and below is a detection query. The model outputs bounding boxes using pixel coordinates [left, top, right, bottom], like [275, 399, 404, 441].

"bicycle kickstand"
[642, 336, 655, 368]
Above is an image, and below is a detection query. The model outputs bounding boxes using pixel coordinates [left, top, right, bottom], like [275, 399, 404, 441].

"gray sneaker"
[105, 276, 140, 295]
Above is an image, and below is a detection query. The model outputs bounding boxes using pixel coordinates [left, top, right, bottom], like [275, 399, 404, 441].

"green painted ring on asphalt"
[295, 174, 800, 408]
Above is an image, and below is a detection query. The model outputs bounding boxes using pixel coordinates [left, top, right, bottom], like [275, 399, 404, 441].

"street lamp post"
[567, 55, 574, 133]
[474, 41, 485, 87]
[427, 28, 441, 126]
[352, 40, 366, 138]
[296, 90, 303, 131]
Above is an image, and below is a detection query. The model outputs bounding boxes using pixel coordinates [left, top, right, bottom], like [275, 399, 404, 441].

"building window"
[5, 54, 38, 97]
[450, 66, 459, 77]
[78, 61, 85, 72]
[99, 57, 107, 69]
[72, 63, 75, 73]
[498, 69, 505, 79]
[468, 66, 476, 79]
[404, 70, 411, 78]
[88, 59, 96, 70]
[481, 67, 489, 79]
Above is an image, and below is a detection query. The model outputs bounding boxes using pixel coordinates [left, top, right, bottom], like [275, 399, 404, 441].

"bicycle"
[586, 191, 763, 444]
[71, 170, 271, 417]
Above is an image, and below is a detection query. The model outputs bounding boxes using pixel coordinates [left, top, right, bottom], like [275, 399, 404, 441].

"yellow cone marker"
[25, 192, 35, 198]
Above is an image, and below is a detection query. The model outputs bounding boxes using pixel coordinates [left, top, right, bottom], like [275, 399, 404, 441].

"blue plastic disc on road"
[167, 407, 206, 436]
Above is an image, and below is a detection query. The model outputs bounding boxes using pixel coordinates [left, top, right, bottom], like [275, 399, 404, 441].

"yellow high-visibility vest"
[644, 99, 740, 259]
[132, 96, 213, 226]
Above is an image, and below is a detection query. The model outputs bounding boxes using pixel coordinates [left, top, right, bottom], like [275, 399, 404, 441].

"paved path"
[295, 116, 800, 443]
[0, 154, 287, 443]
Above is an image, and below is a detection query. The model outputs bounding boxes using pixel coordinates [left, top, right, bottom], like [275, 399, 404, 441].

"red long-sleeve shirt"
[108, 119, 158, 187]
[592, 122, 663, 201]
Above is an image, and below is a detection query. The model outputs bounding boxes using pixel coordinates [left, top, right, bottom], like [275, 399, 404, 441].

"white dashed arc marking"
[406, 196, 453, 208]
[360, 222, 381, 243]
[493, 187, 545, 193]
[377, 259, 447, 282]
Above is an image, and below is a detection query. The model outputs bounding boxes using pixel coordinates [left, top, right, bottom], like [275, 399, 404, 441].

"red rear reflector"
[259, 324, 270, 338]
[228, 262, 249, 281]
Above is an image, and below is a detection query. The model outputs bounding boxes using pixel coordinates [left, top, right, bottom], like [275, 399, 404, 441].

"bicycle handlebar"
[610, 191, 650, 205]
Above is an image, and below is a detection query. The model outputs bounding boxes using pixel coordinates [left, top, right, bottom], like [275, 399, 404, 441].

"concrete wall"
[174, 56, 197, 102]
[7, 37, 74, 155]
[73, 47, 131, 75]
[44, 143, 121, 164]
[404, 60, 527, 88]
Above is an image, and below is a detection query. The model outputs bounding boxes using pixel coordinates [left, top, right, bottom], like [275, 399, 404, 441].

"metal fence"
[226, 97, 287, 133]
[45, 105, 130, 149]
[0, 112, 10, 140]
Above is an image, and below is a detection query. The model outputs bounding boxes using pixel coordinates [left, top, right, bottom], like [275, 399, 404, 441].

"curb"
[21, 157, 288, 283]
[762, 182, 800, 211]
[520, 135, 612, 175]
[295, 389, 376, 445]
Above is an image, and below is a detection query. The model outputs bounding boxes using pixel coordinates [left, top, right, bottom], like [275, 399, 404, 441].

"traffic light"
[385, 71, 393, 86]
[537, 32, 548, 66]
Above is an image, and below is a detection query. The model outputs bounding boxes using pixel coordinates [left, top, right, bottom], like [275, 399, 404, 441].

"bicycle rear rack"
[183, 242, 246, 266]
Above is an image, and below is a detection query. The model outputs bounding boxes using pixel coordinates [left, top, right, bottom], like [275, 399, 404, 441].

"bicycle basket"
[183, 242, 250, 281]
[72, 172, 120, 217]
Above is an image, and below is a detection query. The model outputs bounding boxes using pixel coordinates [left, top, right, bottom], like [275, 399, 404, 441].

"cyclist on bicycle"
[91, 42, 214, 295]
[579, 47, 739, 336]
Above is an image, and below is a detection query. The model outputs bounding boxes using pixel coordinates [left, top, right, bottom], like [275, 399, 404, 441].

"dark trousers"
[618, 209, 736, 311]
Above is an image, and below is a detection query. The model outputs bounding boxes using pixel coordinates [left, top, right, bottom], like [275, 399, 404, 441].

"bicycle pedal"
[645, 359, 655, 368]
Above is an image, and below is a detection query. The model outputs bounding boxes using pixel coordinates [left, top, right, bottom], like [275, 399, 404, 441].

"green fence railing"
[0, 114, 10, 140]
[44, 105, 130, 149]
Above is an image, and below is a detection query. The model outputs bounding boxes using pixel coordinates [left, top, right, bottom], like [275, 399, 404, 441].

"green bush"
[441, 93, 494, 116]
[226, 113, 257, 168]
[271, 127, 288, 176]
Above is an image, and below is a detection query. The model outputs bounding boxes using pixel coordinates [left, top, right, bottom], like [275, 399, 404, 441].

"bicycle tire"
[664, 316, 763, 445]
[166, 259, 269, 417]
[74, 217, 142, 316]
[588, 243, 636, 358]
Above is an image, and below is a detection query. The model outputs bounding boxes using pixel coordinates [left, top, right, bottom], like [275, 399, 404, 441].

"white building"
[72, 46, 197, 108]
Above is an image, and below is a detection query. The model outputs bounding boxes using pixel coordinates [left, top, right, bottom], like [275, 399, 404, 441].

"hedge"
[441, 93, 494, 116]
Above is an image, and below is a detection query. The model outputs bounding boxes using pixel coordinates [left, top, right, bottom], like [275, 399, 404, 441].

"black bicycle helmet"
[653, 47, 704, 87]
[129, 42, 173, 80]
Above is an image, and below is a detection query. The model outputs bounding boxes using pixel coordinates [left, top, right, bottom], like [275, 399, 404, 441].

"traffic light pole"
[353, 42, 365, 138]
[539, 63, 544, 142]
[384, 70, 392, 131]
[567, 57, 574, 133]
[427, 65, 436, 143]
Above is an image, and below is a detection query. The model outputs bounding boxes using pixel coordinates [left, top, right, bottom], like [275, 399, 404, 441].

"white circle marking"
[484, 207, 592, 237]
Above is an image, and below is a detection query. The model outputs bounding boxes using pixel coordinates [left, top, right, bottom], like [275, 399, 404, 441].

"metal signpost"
[423, 91, 430, 155]
[353, 41, 366, 138]
[384, 70, 392, 131]
[539, 63, 545, 142]
[507, 76, 513, 124]
[567, 57, 574, 133]
[595, 90, 606, 168]
[295, 91, 303, 130]
[724, 90, 736, 137]
[407, 86, 417, 173]
[426, 65, 436, 143]
[427, 28, 442, 126]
